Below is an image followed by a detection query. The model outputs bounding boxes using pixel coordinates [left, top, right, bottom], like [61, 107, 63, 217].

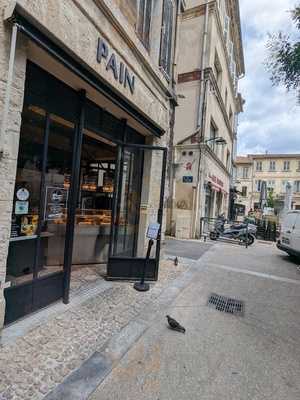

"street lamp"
[204, 137, 227, 145]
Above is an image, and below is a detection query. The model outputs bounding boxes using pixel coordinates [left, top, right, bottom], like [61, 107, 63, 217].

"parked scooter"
[209, 215, 256, 245]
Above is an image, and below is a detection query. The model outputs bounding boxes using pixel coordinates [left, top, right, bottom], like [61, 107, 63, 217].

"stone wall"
[0, 1, 28, 328]
[9, 0, 169, 131]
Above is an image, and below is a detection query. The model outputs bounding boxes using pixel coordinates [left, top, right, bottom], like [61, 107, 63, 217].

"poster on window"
[15, 201, 29, 215]
[44, 186, 69, 220]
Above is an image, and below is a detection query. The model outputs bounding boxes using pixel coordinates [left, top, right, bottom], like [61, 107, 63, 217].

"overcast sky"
[237, 0, 300, 155]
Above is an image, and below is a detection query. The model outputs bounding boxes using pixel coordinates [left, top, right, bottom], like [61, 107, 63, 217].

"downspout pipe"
[0, 23, 18, 158]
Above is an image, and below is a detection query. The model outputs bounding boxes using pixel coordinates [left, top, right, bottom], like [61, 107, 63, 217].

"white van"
[277, 211, 300, 259]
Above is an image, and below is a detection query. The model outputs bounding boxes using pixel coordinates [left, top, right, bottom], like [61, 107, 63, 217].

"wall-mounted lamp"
[204, 137, 227, 146]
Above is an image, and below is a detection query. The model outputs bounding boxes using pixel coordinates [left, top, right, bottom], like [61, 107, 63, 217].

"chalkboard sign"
[45, 186, 68, 220]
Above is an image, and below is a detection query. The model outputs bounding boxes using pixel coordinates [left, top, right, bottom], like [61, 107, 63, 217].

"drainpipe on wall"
[191, 2, 209, 238]
[0, 23, 18, 159]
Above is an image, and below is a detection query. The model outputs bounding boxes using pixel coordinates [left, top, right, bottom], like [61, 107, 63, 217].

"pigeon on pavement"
[166, 315, 186, 333]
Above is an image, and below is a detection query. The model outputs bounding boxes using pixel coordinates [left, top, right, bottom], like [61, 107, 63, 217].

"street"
[89, 240, 300, 400]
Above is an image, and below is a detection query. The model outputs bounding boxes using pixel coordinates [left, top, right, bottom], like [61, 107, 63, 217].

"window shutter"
[144, 0, 152, 49]
[166, 0, 174, 75]
[137, 0, 146, 38]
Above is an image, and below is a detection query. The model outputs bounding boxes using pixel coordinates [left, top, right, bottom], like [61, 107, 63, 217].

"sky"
[237, 0, 300, 155]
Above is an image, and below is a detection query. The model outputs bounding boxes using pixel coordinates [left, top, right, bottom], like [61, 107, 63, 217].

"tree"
[266, 5, 300, 103]
[267, 188, 275, 208]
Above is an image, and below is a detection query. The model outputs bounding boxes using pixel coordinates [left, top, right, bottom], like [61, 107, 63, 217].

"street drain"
[208, 293, 244, 316]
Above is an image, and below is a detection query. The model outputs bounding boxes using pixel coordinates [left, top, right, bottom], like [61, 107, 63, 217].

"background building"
[0, 0, 183, 328]
[236, 154, 300, 216]
[169, 0, 245, 238]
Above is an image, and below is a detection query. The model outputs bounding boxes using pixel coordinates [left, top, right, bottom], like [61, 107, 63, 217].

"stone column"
[0, 12, 27, 330]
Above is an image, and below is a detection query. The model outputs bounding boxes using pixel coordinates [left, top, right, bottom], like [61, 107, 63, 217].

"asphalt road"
[90, 241, 300, 400]
[163, 237, 213, 260]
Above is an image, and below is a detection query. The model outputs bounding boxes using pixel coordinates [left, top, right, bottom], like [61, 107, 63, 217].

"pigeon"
[166, 315, 186, 333]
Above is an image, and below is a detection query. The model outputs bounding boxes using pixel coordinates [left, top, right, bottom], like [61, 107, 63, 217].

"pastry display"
[20, 214, 38, 236]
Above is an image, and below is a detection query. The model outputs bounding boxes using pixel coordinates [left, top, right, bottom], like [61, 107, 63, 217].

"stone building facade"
[235, 154, 300, 216]
[0, 0, 182, 328]
[169, 0, 245, 238]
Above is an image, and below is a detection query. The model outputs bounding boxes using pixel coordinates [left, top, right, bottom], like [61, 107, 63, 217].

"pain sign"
[97, 38, 135, 94]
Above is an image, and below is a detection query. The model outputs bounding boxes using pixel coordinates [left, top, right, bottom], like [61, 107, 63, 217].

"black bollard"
[134, 239, 154, 292]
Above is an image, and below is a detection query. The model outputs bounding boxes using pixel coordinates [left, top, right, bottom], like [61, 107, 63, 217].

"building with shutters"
[235, 154, 300, 216]
[0, 0, 184, 329]
[168, 0, 245, 239]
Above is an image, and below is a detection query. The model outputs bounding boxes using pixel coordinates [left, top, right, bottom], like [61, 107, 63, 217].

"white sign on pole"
[146, 223, 160, 240]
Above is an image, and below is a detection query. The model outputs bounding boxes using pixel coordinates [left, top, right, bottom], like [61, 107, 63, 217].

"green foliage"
[266, 4, 300, 103]
[267, 189, 275, 208]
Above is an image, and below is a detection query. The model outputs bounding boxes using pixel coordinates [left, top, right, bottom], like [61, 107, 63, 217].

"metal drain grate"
[208, 293, 244, 316]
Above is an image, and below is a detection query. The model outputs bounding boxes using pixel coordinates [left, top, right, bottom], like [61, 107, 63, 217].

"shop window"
[137, 0, 153, 50]
[159, 0, 174, 77]
[7, 107, 75, 287]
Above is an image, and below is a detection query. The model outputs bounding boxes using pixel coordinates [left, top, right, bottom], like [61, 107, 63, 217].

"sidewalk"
[90, 241, 300, 400]
[0, 256, 195, 400]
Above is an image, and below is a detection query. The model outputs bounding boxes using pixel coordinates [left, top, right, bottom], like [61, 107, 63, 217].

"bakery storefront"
[2, 11, 167, 325]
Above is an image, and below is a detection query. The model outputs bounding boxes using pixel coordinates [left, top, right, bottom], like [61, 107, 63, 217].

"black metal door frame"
[62, 90, 86, 304]
[107, 143, 167, 281]
[4, 90, 86, 324]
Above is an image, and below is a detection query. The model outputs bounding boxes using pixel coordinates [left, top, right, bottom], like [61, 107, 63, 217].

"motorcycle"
[209, 216, 256, 246]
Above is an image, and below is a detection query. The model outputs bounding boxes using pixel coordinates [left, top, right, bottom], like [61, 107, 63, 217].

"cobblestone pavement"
[0, 259, 189, 400]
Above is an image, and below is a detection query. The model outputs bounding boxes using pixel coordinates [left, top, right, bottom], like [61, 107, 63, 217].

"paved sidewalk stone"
[0, 259, 189, 400]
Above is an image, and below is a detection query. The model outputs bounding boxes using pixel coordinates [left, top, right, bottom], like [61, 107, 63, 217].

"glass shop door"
[4, 106, 75, 324]
[107, 144, 167, 280]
